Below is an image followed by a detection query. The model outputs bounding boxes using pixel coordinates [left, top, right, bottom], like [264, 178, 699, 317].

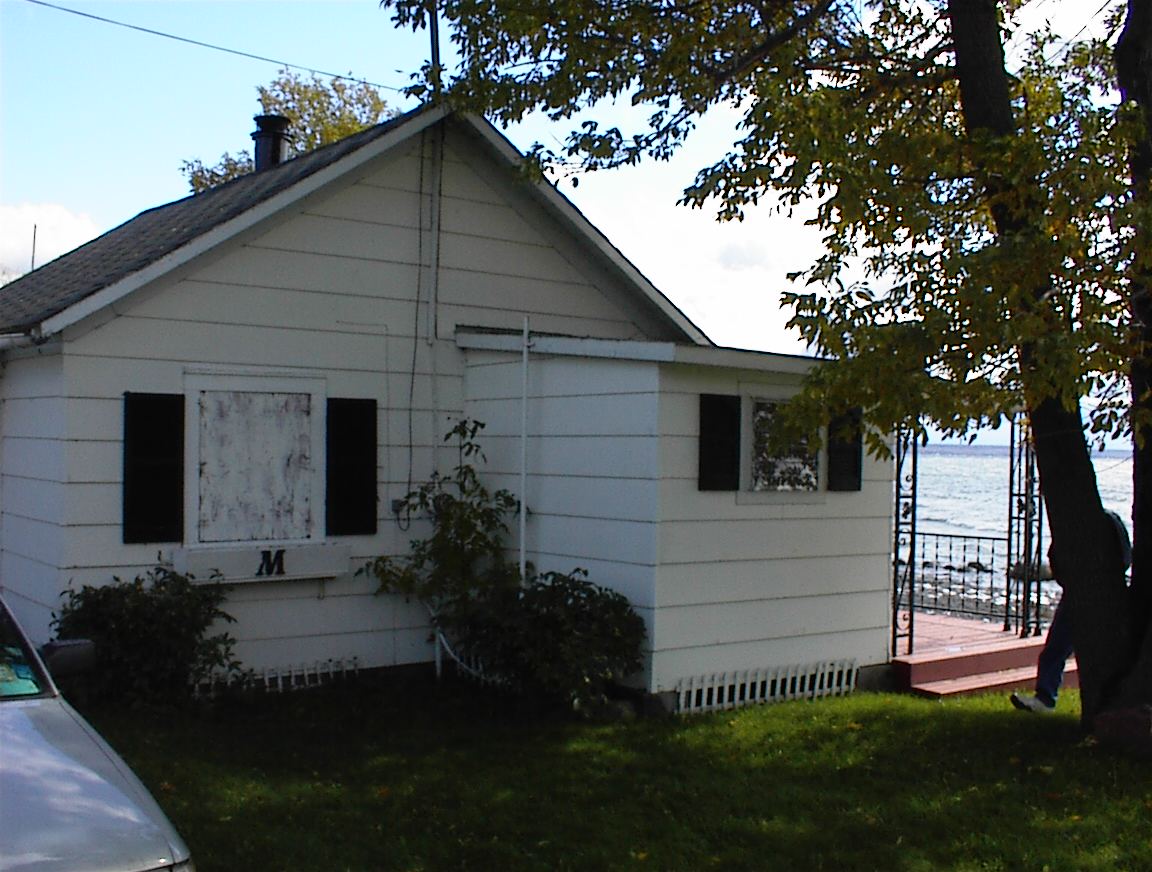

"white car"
[0, 597, 194, 872]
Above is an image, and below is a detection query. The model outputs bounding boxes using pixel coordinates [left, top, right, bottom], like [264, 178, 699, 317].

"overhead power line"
[20, 0, 407, 92]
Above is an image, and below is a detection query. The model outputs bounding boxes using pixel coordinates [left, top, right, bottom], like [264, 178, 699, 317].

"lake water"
[916, 444, 1133, 539]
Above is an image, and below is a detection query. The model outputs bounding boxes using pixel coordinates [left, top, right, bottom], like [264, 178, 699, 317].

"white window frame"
[182, 369, 327, 548]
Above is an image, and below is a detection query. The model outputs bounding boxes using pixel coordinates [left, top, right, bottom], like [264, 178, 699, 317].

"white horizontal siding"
[2, 397, 65, 439]
[465, 351, 662, 400]
[3, 436, 66, 481]
[1, 475, 65, 525]
[1, 352, 64, 399]
[656, 589, 889, 649]
[658, 516, 891, 565]
[1, 513, 66, 573]
[485, 473, 659, 523]
[0, 556, 64, 644]
[1, 354, 67, 626]
[483, 433, 661, 480]
[656, 553, 892, 608]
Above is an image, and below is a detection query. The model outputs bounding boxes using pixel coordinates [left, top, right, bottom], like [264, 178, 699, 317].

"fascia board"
[456, 330, 817, 373]
[459, 114, 713, 348]
[456, 331, 677, 361]
[39, 106, 451, 339]
[671, 343, 819, 375]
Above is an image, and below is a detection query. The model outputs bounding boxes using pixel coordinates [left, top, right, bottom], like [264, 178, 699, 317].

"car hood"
[0, 697, 190, 872]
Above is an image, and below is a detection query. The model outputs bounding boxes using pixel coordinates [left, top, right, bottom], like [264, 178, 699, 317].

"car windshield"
[0, 605, 49, 699]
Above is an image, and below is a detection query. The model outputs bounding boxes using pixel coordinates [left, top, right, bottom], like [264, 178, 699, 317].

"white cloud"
[0, 203, 100, 283]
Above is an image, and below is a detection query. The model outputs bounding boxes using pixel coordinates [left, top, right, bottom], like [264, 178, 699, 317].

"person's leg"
[1011, 597, 1073, 712]
[1034, 597, 1073, 707]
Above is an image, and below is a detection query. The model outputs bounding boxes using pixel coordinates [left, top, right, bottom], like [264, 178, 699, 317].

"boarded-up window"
[326, 398, 377, 535]
[751, 400, 819, 492]
[698, 394, 741, 491]
[123, 393, 184, 543]
[827, 408, 863, 492]
[197, 391, 312, 542]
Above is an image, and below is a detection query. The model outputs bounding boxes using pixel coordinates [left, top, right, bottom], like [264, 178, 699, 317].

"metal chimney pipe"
[251, 114, 291, 171]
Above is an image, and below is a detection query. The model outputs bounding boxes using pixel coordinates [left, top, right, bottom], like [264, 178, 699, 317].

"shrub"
[53, 564, 242, 704]
[442, 569, 647, 709]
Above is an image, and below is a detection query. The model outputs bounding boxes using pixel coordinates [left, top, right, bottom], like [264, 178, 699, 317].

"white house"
[0, 105, 893, 704]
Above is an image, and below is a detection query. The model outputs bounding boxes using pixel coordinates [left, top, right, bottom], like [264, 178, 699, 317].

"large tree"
[384, 0, 1152, 740]
[181, 68, 394, 192]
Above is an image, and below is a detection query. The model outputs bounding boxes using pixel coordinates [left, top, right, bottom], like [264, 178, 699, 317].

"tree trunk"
[947, 0, 1136, 731]
[1111, 0, 1152, 721]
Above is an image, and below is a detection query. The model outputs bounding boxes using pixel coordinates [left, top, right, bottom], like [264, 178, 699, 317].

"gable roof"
[0, 105, 709, 345]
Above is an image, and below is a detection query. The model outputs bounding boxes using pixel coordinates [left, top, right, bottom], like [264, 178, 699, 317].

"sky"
[0, 0, 1121, 406]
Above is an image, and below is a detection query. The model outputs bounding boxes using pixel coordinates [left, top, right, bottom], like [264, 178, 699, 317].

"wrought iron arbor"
[891, 414, 1045, 656]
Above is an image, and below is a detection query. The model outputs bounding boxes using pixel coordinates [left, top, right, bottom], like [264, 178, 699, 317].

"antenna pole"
[30, 224, 37, 271]
[428, 0, 442, 101]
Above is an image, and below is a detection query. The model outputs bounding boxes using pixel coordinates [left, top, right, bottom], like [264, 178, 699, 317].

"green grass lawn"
[81, 675, 1152, 872]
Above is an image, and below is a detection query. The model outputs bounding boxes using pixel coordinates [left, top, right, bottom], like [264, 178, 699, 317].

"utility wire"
[20, 0, 407, 92]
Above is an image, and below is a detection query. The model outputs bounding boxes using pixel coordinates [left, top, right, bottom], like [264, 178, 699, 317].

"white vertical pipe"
[519, 316, 530, 581]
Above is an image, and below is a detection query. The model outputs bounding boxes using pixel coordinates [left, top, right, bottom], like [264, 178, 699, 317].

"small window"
[123, 393, 184, 543]
[751, 400, 819, 492]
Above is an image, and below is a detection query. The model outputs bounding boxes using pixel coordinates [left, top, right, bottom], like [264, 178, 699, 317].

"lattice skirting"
[674, 659, 858, 714]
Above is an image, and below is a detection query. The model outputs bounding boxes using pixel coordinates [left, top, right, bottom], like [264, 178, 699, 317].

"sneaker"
[1010, 692, 1055, 713]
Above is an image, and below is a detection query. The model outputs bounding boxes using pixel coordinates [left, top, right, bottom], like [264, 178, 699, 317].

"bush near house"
[366, 420, 646, 708]
[440, 569, 646, 708]
[53, 565, 243, 704]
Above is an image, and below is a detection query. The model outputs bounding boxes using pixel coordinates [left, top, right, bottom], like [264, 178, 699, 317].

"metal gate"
[891, 414, 1044, 656]
[1008, 416, 1046, 637]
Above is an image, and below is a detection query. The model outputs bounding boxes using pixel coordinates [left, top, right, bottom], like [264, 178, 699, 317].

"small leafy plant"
[53, 564, 243, 704]
[364, 419, 521, 612]
[366, 420, 646, 708]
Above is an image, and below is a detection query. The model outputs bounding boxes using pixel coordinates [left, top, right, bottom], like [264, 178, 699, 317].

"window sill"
[173, 542, 353, 584]
[734, 489, 827, 506]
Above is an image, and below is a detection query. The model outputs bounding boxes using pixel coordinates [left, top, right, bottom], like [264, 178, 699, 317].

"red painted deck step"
[893, 631, 1077, 699]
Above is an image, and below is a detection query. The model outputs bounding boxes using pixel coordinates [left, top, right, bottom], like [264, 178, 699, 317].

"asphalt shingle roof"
[0, 107, 427, 334]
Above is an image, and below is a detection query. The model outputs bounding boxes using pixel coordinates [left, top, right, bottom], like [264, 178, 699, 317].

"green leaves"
[53, 565, 242, 704]
[180, 68, 396, 193]
[382, 0, 1139, 447]
[365, 420, 520, 609]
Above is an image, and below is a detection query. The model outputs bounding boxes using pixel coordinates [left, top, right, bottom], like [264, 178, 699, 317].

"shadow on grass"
[83, 677, 1152, 872]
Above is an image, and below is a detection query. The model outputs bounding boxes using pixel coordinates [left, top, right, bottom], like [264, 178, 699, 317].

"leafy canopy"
[385, 0, 1139, 449]
[181, 68, 395, 192]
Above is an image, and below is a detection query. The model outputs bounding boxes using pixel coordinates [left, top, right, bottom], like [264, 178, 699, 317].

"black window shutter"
[698, 394, 741, 491]
[827, 408, 864, 492]
[123, 393, 184, 543]
[326, 398, 378, 535]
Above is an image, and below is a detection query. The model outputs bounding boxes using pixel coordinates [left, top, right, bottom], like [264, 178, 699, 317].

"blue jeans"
[1036, 597, 1074, 706]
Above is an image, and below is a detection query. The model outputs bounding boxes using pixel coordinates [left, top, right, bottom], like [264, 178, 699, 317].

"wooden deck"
[893, 613, 1058, 697]
[902, 612, 1038, 656]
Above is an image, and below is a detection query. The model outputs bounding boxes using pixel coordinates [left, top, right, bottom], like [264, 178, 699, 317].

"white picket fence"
[675, 659, 858, 714]
[196, 656, 360, 696]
